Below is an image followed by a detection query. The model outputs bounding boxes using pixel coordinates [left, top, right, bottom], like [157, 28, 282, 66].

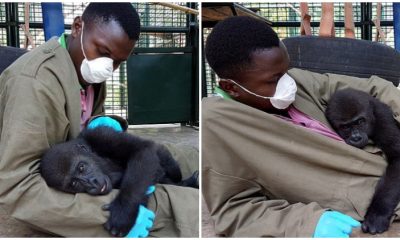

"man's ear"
[71, 16, 83, 38]
[219, 79, 240, 98]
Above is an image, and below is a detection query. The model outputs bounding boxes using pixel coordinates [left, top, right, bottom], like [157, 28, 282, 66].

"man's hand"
[125, 186, 156, 238]
[313, 211, 361, 238]
[87, 116, 123, 132]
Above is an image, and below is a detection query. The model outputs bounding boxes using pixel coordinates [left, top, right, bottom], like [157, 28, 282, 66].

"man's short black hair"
[82, 3, 140, 41]
[205, 16, 280, 79]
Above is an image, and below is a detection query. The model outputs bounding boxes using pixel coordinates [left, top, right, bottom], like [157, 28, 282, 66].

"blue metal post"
[394, 3, 400, 52]
[41, 3, 64, 41]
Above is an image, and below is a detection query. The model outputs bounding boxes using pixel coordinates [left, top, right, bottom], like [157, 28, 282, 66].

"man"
[0, 3, 198, 237]
[202, 16, 400, 237]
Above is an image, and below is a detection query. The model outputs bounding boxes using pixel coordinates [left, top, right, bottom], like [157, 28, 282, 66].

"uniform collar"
[58, 33, 67, 49]
[214, 86, 233, 100]
[58, 33, 86, 90]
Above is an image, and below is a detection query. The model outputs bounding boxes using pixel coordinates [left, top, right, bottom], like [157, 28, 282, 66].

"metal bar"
[270, 21, 392, 28]
[0, 23, 188, 34]
[201, 25, 207, 98]
[394, 3, 400, 51]
[5, 3, 18, 47]
[133, 47, 193, 54]
[153, 2, 198, 15]
[189, 2, 199, 125]
[41, 3, 65, 41]
[141, 26, 189, 33]
[119, 62, 126, 108]
[361, 2, 373, 40]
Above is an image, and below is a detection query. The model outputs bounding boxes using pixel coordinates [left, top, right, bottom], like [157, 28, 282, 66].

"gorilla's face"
[41, 141, 113, 195]
[62, 152, 113, 195]
[326, 89, 376, 149]
[336, 115, 371, 148]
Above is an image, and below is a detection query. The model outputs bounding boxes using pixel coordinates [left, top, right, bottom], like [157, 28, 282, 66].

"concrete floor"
[0, 125, 198, 237]
[128, 124, 198, 149]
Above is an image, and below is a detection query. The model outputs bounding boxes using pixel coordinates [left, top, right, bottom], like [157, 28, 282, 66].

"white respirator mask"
[229, 73, 297, 109]
[80, 22, 114, 84]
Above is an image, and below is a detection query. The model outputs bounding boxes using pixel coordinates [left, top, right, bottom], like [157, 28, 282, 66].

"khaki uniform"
[202, 68, 400, 237]
[0, 39, 198, 237]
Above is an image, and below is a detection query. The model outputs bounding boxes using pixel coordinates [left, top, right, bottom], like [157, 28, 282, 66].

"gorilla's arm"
[326, 89, 400, 234]
[361, 98, 400, 234]
[363, 161, 400, 233]
[81, 127, 161, 236]
[80, 127, 154, 164]
[103, 147, 160, 237]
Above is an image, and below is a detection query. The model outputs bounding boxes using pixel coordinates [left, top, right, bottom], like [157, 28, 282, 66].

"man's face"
[220, 47, 290, 113]
[68, 17, 136, 86]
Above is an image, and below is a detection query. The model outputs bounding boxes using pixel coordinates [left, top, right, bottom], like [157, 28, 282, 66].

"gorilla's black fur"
[326, 88, 400, 234]
[40, 126, 198, 236]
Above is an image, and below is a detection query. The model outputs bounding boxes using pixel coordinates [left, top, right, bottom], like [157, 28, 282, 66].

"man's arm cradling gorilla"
[326, 88, 400, 234]
[40, 126, 198, 237]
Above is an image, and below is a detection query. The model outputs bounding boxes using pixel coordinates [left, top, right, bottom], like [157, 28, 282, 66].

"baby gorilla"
[40, 126, 198, 237]
[326, 88, 400, 234]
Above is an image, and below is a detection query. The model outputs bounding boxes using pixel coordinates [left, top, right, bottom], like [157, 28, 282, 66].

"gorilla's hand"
[362, 209, 391, 234]
[103, 198, 140, 237]
[103, 186, 156, 237]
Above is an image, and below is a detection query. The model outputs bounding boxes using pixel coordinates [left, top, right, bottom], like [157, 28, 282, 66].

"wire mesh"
[203, 28, 218, 97]
[133, 3, 188, 27]
[372, 3, 394, 46]
[63, 2, 87, 25]
[0, 2, 194, 119]
[17, 3, 44, 49]
[373, 3, 393, 21]
[240, 2, 393, 46]
[0, 3, 5, 23]
[105, 63, 128, 118]
[372, 26, 395, 47]
[0, 28, 7, 46]
[204, 2, 396, 96]
[137, 32, 187, 48]
[19, 28, 45, 49]
[18, 3, 42, 23]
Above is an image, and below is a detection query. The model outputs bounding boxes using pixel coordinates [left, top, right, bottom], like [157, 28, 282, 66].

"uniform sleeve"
[202, 167, 326, 237]
[0, 75, 116, 237]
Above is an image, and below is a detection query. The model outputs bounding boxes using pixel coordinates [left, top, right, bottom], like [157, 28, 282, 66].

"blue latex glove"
[314, 211, 361, 238]
[125, 185, 156, 238]
[87, 116, 123, 132]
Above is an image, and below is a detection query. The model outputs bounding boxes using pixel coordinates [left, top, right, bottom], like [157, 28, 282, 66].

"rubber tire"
[0, 46, 27, 74]
[282, 36, 400, 86]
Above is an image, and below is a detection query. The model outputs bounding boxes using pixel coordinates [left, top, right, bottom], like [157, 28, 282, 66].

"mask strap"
[80, 21, 88, 59]
[225, 79, 272, 99]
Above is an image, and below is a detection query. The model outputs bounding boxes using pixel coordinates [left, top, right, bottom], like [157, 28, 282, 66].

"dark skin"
[219, 46, 290, 115]
[66, 16, 136, 88]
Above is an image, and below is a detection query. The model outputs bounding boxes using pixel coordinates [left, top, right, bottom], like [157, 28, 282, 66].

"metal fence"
[203, 2, 396, 97]
[0, 2, 197, 119]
